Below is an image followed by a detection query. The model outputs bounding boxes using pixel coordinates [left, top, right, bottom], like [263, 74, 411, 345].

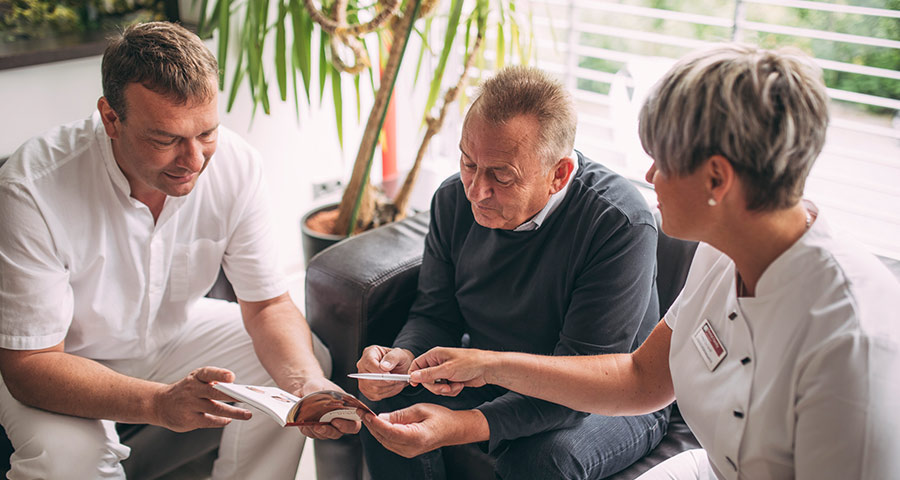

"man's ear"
[97, 97, 121, 139]
[705, 155, 735, 204]
[548, 157, 575, 194]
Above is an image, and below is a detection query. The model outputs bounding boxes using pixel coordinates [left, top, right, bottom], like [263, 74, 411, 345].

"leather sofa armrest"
[305, 212, 430, 395]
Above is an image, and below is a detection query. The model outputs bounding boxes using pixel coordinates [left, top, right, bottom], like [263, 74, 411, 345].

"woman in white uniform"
[361, 43, 900, 479]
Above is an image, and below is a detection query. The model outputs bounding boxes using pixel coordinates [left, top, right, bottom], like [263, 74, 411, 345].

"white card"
[691, 319, 727, 371]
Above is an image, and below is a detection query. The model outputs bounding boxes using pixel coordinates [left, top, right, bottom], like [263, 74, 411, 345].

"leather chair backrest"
[306, 211, 431, 396]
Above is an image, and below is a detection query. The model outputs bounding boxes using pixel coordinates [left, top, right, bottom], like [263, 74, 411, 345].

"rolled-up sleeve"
[0, 181, 73, 350]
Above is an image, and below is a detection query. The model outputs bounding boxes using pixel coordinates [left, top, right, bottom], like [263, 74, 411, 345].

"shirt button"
[733, 410, 744, 419]
[741, 357, 751, 365]
[728, 312, 738, 320]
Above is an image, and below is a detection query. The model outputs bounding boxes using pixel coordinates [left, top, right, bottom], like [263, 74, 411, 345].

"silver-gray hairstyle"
[467, 66, 577, 169]
[638, 43, 829, 211]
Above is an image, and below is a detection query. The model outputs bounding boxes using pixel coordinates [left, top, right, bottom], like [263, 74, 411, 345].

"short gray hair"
[467, 66, 577, 168]
[638, 43, 829, 211]
[102, 22, 219, 122]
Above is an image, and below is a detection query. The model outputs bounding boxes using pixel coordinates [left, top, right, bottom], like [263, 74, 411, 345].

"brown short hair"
[468, 66, 577, 169]
[102, 21, 219, 121]
[638, 43, 829, 211]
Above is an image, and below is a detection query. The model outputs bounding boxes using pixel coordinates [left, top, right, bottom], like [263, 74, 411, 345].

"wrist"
[284, 372, 328, 395]
[146, 382, 169, 426]
[452, 409, 490, 444]
[482, 350, 505, 386]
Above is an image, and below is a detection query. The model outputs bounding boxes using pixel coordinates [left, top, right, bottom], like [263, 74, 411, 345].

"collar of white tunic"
[513, 153, 579, 232]
[734, 200, 820, 300]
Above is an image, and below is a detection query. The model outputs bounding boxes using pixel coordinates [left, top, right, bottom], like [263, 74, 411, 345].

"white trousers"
[635, 449, 718, 480]
[0, 298, 331, 480]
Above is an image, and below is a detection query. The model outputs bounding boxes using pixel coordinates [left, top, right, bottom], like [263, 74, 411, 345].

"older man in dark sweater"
[357, 66, 669, 479]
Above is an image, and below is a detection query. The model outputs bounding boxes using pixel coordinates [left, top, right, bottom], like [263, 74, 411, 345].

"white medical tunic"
[665, 207, 900, 479]
[0, 112, 287, 360]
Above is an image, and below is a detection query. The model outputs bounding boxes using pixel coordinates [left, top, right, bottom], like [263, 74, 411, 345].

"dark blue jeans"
[360, 385, 670, 480]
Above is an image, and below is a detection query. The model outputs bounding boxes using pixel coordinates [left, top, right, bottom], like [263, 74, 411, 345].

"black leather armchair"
[306, 210, 702, 479]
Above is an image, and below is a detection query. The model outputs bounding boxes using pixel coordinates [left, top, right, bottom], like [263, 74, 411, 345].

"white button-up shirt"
[666, 206, 900, 479]
[0, 113, 286, 360]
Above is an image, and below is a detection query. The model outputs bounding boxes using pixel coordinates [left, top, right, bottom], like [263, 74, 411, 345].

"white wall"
[0, 56, 104, 156]
[218, 71, 352, 274]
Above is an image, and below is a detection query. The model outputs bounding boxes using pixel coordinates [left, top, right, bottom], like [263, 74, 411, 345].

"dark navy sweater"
[394, 152, 660, 452]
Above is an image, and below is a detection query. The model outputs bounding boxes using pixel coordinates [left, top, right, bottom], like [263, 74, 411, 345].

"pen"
[348, 373, 411, 382]
[347, 373, 450, 384]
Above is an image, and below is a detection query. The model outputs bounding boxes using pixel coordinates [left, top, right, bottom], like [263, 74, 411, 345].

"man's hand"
[238, 293, 359, 438]
[356, 345, 414, 401]
[295, 376, 361, 439]
[408, 347, 493, 396]
[152, 366, 253, 432]
[360, 404, 488, 458]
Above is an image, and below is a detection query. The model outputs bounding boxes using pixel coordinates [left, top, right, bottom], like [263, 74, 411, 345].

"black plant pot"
[300, 202, 346, 266]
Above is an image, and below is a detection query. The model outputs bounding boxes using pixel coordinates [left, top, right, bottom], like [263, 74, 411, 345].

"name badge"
[692, 319, 727, 371]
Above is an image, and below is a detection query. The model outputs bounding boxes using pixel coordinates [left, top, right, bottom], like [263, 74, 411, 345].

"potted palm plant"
[197, 0, 534, 260]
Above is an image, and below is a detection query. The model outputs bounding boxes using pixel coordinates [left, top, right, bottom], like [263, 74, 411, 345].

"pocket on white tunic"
[170, 239, 226, 302]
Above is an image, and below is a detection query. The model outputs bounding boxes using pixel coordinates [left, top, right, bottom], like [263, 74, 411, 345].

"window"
[521, 0, 900, 259]
[0, 0, 184, 70]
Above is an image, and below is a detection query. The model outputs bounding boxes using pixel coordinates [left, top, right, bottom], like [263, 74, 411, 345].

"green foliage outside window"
[573, 0, 899, 114]
[751, 0, 900, 113]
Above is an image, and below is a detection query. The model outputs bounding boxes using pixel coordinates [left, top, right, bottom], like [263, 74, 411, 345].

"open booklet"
[212, 382, 373, 427]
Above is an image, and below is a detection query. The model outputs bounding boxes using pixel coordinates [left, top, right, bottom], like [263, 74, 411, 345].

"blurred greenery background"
[3, 0, 896, 114]
[0, 0, 169, 43]
[575, 0, 899, 113]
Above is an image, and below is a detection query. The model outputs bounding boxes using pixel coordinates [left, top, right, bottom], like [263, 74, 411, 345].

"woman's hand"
[408, 347, 494, 396]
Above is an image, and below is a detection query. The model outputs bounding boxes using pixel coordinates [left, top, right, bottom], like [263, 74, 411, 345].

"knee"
[9, 419, 127, 479]
[496, 412, 672, 480]
[495, 435, 585, 480]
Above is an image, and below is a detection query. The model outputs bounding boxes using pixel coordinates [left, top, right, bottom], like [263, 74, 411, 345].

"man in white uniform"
[0, 21, 358, 479]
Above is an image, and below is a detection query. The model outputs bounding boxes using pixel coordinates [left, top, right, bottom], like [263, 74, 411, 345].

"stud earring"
[708, 198, 717, 206]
